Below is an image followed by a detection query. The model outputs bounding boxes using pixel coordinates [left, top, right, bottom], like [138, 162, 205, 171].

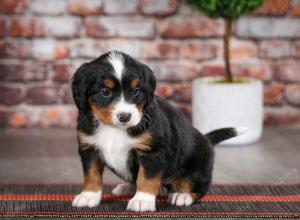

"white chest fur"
[83, 125, 140, 181]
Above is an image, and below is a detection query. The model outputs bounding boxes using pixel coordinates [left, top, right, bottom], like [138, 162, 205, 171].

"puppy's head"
[72, 51, 156, 129]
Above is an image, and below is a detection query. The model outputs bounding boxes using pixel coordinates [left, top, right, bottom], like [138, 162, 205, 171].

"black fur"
[72, 51, 241, 198]
[205, 127, 238, 146]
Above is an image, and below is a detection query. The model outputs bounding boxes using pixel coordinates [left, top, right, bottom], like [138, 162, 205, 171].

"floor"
[0, 127, 299, 185]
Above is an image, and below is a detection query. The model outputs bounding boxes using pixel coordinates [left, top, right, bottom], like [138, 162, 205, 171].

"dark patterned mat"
[0, 183, 299, 218]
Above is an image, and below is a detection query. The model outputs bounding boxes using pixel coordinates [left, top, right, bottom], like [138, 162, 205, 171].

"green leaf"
[185, 0, 263, 19]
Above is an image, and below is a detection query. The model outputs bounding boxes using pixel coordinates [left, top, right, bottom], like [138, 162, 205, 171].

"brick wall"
[0, 0, 300, 128]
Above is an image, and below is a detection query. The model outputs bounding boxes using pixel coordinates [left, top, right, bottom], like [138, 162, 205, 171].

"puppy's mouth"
[115, 120, 139, 130]
[118, 122, 130, 129]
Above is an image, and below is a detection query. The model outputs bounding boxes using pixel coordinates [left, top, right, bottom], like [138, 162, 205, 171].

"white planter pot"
[192, 77, 263, 145]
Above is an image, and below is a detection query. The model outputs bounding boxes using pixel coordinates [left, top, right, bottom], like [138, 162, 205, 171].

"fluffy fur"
[71, 51, 246, 211]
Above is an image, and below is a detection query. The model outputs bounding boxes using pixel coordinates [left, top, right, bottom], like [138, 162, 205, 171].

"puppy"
[71, 51, 246, 211]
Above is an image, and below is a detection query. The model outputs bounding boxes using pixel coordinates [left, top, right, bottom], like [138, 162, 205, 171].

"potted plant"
[187, 0, 264, 145]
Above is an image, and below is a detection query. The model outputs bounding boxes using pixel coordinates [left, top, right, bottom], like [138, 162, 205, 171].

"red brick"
[0, 107, 26, 128]
[201, 61, 273, 81]
[32, 39, 54, 60]
[154, 63, 200, 82]
[290, 0, 300, 16]
[140, 0, 178, 16]
[142, 42, 179, 60]
[10, 18, 34, 37]
[85, 17, 155, 39]
[233, 62, 273, 81]
[26, 85, 61, 105]
[171, 84, 191, 102]
[61, 85, 74, 104]
[32, 39, 69, 61]
[255, 0, 289, 16]
[0, 86, 22, 106]
[54, 42, 69, 59]
[0, 108, 10, 127]
[69, 39, 106, 58]
[39, 17, 81, 38]
[159, 17, 223, 38]
[30, 0, 66, 15]
[0, 62, 46, 82]
[215, 40, 257, 61]
[236, 18, 300, 38]
[53, 63, 73, 82]
[0, 40, 31, 58]
[104, 0, 138, 14]
[264, 83, 285, 106]
[3, 106, 77, 128]
[8, 111, 26, 128]
[285, 84, 300, 107]
[37, 106, 77, 127]
[264, 107, 300, 126]
[180, 42, 217, 61]
[201, 64, 225, 77]
[291, 41, 300, 58]
[0, 19, 6, 37]
[68, 0, 102, 15]
[9, 17, 44, 38]
[105, 40, 142, 58]
[0, 0, 27, 14]
[229, 40, 257, 60]
[275, 60, 300, 82]
[9, 17, 80, 39]
[155, 84, 174, 99]
[259, 40, 290, 58]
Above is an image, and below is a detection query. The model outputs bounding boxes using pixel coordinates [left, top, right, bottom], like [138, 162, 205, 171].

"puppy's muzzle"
[117, 112, 131, 123]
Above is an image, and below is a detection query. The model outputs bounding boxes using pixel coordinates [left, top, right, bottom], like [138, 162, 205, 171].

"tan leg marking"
[136, 165, 161, 195]
[83, 157, 104, 192]
[72, 138, 104, 208]
[127, 165, 161, 212]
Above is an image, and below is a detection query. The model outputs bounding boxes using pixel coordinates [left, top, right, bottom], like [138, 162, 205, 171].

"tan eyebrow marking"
[130, 78, 139, 89]
[103, 79, 115, 89]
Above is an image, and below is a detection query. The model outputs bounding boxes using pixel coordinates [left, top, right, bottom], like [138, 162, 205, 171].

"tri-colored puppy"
[71, 51, 246, 212]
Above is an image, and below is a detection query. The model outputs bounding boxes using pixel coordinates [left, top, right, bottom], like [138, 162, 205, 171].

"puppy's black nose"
[117, 112, 131, 123]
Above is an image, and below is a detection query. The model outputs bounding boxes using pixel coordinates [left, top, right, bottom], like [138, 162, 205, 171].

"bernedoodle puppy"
[71, 51, 246, 212]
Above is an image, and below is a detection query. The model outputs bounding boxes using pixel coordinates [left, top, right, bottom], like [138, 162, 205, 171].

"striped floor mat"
[0, 183, 299, 218]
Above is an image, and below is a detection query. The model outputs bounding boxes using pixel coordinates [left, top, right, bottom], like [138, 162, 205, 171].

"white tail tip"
[236, 126, 249, 135]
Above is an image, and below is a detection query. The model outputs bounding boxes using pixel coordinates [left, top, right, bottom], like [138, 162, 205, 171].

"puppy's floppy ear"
[72, 63, 90, 113]
[140, 63, 156, 104]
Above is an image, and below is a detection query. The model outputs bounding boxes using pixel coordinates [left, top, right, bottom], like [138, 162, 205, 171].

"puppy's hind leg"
[72, 146, 104, 208]
[168, 179, 197, 206]
[112, 183, 135, 196]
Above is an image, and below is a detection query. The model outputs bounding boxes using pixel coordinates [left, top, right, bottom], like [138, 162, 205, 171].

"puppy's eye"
[132, 87, 139, 97]
[99, 88, 112, 98]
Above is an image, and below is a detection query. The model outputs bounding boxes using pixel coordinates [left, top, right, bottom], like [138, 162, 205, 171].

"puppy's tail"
[205, 127, 248, 146]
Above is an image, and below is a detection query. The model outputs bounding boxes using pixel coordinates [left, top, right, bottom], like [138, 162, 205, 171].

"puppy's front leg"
[72, 146, 104, 208]
[127, 165, 161, 212]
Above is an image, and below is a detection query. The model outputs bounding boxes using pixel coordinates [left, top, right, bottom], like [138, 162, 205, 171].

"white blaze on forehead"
[107, 51, 124, 80]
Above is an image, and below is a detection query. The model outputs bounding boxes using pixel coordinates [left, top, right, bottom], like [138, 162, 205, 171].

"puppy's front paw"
[72, 191, 102, 208]
[112, 183, 135, 196]
[168, 192, 193, 206]
[126, 192, 156, 212]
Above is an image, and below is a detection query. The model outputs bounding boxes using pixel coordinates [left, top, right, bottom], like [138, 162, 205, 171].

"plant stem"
[224, 19, 233, 82]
